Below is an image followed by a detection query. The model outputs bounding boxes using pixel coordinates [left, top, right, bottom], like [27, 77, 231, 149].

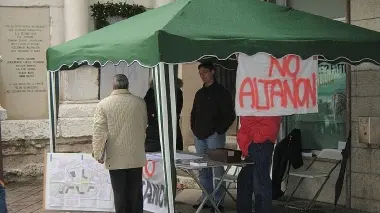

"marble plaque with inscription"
[0, 7, 50, 120]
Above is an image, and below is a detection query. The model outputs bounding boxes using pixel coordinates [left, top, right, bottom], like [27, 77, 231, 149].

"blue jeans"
[237, 141, 274, 213]
[0, 184, 7, 213]
[194, 133, 226, 205]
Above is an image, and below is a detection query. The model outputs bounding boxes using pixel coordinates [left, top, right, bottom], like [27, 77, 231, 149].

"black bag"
[272, 129, 303, 200]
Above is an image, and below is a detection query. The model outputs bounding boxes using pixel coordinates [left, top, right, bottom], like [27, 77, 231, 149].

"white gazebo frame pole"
[47, 71, 57, 153]
[153, 63, 176, 213]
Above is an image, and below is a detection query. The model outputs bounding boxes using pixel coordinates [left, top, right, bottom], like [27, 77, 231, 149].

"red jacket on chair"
[237, 116, 282, 156]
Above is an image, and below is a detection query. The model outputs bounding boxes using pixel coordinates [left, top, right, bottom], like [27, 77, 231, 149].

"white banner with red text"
[142, 159, 168, 213]
[235, 53, 319, 116]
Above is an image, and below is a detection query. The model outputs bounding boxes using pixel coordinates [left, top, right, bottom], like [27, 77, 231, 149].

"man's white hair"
[113, 74, 129, 90]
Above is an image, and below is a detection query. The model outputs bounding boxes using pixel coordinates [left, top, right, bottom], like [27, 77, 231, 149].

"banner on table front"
[235, 53, 318, 116]
[143, 160, 168, 213]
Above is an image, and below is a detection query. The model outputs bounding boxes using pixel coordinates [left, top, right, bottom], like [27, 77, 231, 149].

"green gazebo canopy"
[47, 0, 380, 72]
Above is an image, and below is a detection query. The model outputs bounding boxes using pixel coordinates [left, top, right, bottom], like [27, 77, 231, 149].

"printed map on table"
[44, 153, 115, 212]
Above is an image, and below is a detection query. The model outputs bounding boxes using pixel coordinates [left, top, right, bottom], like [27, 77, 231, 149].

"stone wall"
[287, 0, 345, 19]
[0, 0, 64, 182]
[0, 109, 94, 182]
[349, 1, 380, 211]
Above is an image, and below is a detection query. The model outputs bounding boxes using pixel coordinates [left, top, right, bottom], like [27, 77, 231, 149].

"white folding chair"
[284, 149, 342, 211]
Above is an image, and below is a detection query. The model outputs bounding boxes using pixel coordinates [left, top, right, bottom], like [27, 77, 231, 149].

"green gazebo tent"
[46, 0, 380, 212]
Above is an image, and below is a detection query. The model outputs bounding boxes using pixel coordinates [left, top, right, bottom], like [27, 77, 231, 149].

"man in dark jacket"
[144, 78, 183, 152]
[143, 78, 183, 202]
[191, 62, 236, 211]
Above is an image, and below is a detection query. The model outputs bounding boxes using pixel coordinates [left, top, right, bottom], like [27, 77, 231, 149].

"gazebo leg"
[152, 63, 178, 213]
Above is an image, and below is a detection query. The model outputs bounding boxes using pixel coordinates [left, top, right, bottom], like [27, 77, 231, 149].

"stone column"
[0, 105, 6, 124]
[61, 0, 98, 102]
[58, 0, 98, 143]
[276, 0, 287, 6]
[155, 0, 174, 8]
[64, 0, 89, 41]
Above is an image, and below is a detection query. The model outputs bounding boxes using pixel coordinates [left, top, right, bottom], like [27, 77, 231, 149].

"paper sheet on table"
[175, 153, 202, 160]
[146, 153, 202, 161]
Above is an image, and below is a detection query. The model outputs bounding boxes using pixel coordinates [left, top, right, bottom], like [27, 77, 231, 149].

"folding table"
[176, 156, 253, 213]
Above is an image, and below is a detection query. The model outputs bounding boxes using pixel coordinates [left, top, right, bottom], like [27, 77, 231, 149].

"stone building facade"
[348, 1, 380, 211]
[0, 0, 380, 212]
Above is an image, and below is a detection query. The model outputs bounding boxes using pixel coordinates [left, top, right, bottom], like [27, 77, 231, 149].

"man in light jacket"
[92, 74, 147, 213]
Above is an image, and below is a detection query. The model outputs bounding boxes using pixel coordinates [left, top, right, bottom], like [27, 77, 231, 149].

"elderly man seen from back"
[92, 74, 147, 213]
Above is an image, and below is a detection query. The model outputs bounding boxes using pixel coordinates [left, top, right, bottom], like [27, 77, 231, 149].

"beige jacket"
[92, 89, 147, 170]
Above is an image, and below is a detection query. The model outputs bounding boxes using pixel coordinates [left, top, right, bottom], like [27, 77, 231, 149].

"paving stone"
[4, 180, 368, 213]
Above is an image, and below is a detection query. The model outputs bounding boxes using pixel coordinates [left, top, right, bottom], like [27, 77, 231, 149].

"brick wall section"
[350, 1, 380, 212]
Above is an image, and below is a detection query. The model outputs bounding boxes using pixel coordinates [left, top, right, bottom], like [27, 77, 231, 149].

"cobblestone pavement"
[6, 180, 366, 213]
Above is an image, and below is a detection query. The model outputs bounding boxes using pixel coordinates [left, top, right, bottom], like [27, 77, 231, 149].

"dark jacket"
[272, 128, 303, 200]
[191, 82, 236, 140]
[144, 86, 183, 152]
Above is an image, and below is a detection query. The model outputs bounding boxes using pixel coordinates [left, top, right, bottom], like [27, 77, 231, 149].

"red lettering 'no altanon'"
[238, 73, 317, 110]
[268, 55, 301, 78]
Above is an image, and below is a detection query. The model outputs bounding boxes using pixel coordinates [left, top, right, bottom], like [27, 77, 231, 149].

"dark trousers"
[0, 184, 7, 213]
[109, 168, 143, 213]
[237, 142, 274, 213]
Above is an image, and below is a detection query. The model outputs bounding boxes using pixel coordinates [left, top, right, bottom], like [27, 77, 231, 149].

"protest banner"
[142, 160, 168, 213]
[235, 53, 318, 116]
